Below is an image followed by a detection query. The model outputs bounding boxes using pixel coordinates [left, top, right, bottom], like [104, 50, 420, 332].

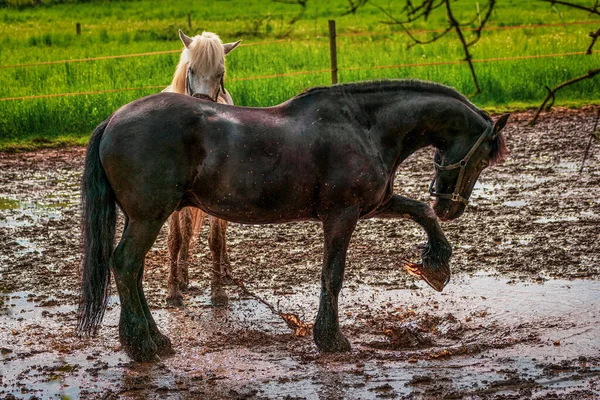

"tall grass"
[0, 0, 599, 149]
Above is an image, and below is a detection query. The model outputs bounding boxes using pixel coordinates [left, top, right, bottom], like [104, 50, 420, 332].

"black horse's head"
[430, 113, 510, 221]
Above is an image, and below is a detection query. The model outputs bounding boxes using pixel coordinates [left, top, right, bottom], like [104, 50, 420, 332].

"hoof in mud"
[314, 332, 352, 353]
[166, 294, 185, 308]
[211, 291, 229, 307]
[123, 339, 159, 363]
[151, 331, 175, 357]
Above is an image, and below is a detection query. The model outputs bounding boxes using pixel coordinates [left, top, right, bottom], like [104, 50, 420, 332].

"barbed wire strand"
[0, 50, 597, 102]
[1, 20, 597, 70]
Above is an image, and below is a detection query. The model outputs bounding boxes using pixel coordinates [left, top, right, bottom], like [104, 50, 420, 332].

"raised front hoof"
[419, 241, 452, 292]
[210, 290, 229, 307]
[166, 294, 185, 308]
[151, 332, 175, 357]
[314, 331, 352, 353]
[122, 338, 159, 363]
[421, 265, 451, 292]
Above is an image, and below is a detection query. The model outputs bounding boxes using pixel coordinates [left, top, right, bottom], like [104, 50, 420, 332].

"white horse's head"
[171, 30, 240, 101]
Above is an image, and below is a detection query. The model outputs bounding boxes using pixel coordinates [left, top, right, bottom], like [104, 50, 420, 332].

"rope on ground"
[228, 275, 313, 337]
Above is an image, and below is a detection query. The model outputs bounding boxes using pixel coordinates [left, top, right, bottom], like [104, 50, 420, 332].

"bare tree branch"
[579, 106, 600, 173]
[343, 0, 369, 16]
[272, 0, 308, 38]
[529, 68, 600, 125]
[364, 0, 495, 96]
[538, 0, 600, 16]
[587, 27, 600, 53]
[530, 0, 600, 125]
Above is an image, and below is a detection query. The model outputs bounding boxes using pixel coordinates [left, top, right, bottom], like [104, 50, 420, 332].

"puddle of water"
[0, 276, 598, 399]
[580, 210, 600, 218]
[534, 216, 579, 224]
[14, 238, 43, 255]
[556, 162, 581, 172]
[470, 181, 501, 201]
[0, 198, 67, 228]
[0, 198, 21, 210]
[502, 200, 528, 207]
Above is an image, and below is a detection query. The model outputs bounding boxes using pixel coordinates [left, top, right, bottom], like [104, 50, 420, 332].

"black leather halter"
[429, 124, 493, 205]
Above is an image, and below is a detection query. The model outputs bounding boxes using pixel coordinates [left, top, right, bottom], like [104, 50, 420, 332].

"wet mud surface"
[1, 108, 599, 399]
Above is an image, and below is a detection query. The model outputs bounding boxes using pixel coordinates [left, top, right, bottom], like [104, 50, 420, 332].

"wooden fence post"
[76, 23, 81, 36]
[328, 20, 338, 85]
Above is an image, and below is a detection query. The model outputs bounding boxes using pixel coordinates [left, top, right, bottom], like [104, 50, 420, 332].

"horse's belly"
[188, 170, 318, 224]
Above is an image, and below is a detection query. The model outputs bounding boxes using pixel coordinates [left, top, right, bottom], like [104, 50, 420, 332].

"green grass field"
[0, 0, 599, 150]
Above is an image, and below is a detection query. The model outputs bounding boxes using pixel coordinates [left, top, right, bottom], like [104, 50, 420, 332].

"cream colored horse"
[165, 30, 240, 307]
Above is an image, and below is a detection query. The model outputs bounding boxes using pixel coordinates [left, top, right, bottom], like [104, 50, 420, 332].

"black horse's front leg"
[375, 194, 452, 292]
[314, 207, 359, 353]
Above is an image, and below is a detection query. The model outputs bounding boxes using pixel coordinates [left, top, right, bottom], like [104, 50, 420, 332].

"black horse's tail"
[77, 117, 116, 336]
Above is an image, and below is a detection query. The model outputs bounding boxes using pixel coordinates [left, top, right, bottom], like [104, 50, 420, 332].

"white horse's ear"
[178, 29, 193, 49]
[223, 40, 241, 55]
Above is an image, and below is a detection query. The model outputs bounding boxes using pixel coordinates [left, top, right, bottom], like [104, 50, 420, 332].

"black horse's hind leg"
[112, 219, 166, 362]
[314, 207, 359, 353]
[138, 268, 174, 356]
[375, 194, 452, 291]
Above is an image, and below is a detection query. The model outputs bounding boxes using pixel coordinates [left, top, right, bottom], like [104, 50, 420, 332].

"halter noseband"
[429, 124, 493, 205]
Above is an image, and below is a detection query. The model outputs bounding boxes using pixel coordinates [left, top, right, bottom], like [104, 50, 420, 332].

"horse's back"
[98, 92, 391, 223]
[99, 93, 207, 219]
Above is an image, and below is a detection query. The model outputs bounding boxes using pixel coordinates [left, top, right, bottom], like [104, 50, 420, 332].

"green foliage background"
[0, 0, 599, 150]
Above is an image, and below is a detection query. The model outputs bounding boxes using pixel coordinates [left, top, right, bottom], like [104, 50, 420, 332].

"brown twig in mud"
[579, 106, 600, 173]
[229, 277, 313, 337]
[529, 68, 600, 125]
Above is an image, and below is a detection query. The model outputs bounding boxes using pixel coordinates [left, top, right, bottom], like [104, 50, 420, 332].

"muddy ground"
[0, 108, 599, 399]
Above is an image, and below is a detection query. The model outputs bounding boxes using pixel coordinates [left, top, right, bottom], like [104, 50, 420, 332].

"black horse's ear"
[493, 113, 510, 137]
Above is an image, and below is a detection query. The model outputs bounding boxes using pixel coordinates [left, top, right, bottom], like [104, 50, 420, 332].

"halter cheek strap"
[429, 124, 493, 205]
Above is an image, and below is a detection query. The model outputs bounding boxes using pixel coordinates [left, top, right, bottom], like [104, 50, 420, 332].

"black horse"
[77, 79, 508, 362]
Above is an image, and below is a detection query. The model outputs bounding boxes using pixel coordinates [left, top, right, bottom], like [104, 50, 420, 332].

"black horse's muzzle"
[429, 124, 493, 219]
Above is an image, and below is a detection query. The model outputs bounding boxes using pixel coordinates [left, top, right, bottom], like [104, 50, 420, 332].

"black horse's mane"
[297, 79, 507, 164]
[297, 79, 492, 123]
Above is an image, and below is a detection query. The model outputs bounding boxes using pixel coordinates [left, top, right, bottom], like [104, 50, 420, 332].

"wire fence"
[1, 19, 596, 70]
[2, 50, 597, 102]
[0, 19, 598, 102]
